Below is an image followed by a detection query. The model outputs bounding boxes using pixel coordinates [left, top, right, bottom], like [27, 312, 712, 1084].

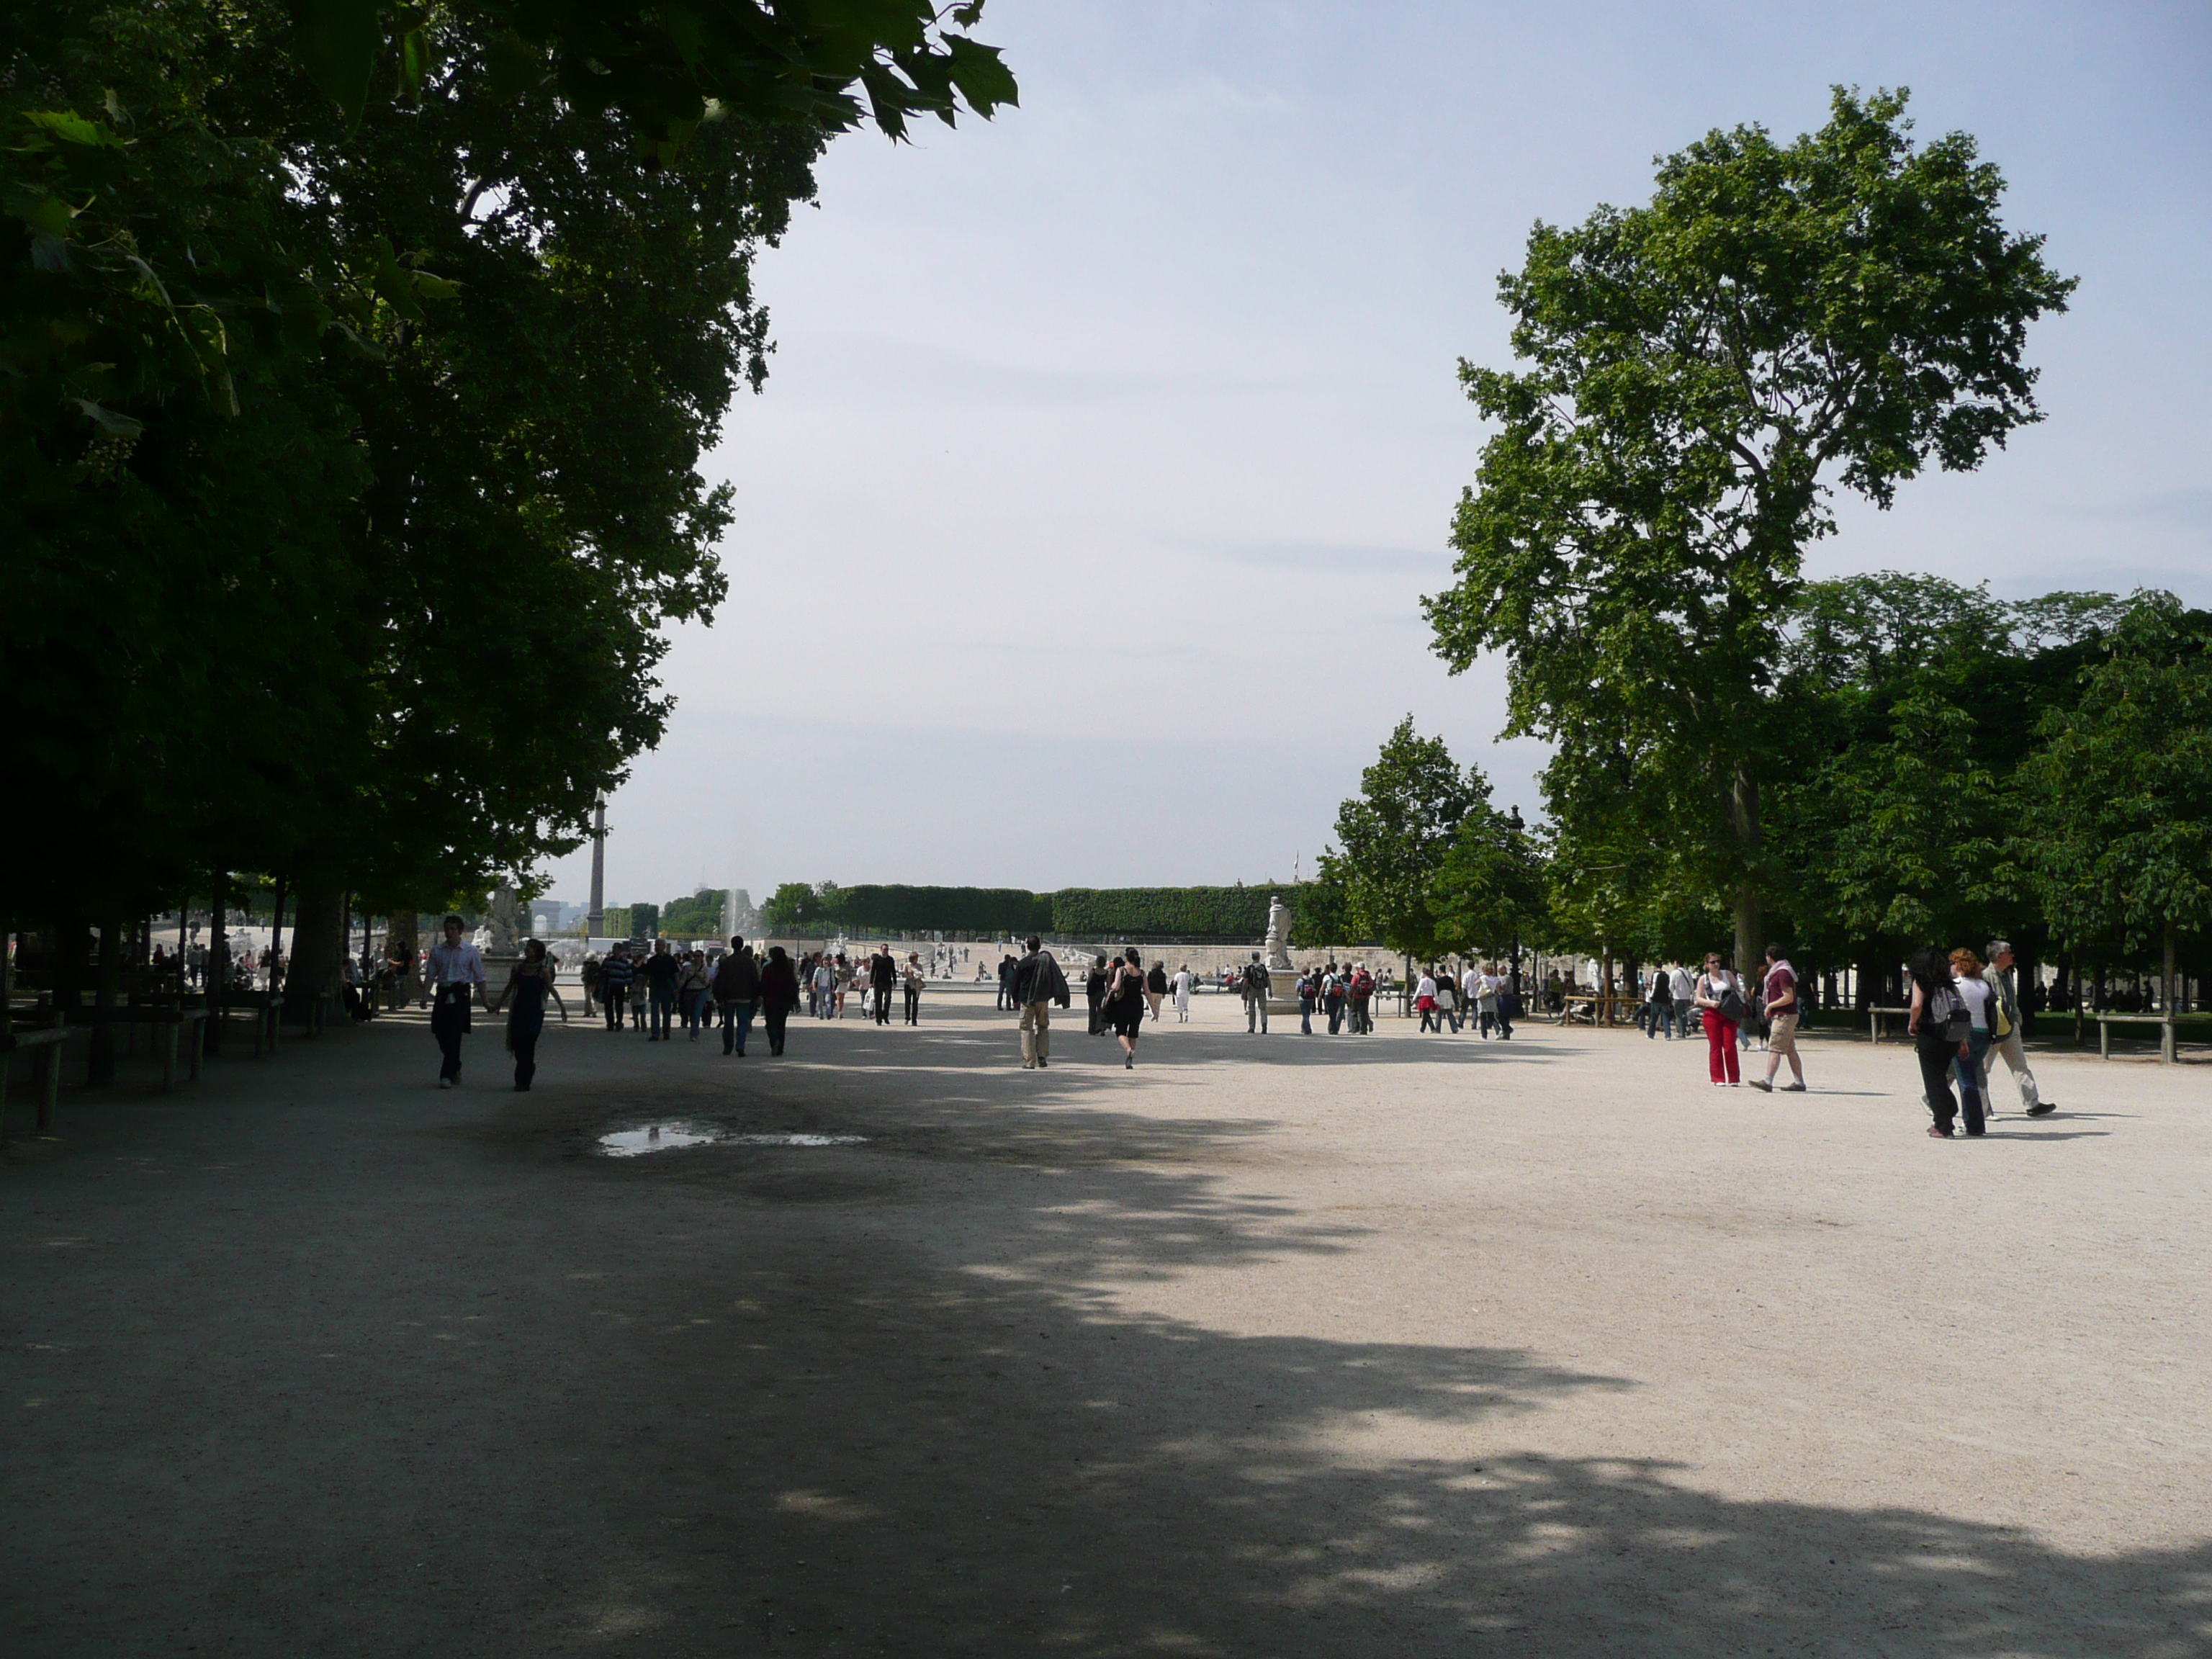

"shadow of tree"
[4, 1018, 2200, 1658]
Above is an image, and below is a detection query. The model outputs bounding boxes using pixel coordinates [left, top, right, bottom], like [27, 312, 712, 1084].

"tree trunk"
[2164, 919, 2178, 1064]
[89, 903, 123, 1086]
[1730, 764, 1761, 975]
[283, 884, 349, 1024]
[206, 874, 228, 1056]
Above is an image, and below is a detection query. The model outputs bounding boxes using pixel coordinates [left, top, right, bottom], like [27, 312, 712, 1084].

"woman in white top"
[1948, 948, 1997, 1125]
[1414, 970, 1442, 1033]
[1693, 953, 1744, 1085]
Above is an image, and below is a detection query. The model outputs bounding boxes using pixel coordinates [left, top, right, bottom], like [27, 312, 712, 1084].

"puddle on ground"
[596, 1123, 868, 1158]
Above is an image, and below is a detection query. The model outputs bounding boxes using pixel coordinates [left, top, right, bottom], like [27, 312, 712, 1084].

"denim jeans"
[719, 999, 756, 1053]
[1954, 1029, 1993, 1125]
[649, 988, 675, 1038]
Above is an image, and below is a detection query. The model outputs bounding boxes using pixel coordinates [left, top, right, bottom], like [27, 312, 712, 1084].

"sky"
[546, 0, 2212, 912]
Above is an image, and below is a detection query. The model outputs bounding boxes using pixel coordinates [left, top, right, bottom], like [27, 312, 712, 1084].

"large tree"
[2018, 592, 2212, 1052]
[2, 0, 1013, 1012]
[1321, 719, 1489, 966]
[1424, 88, 2074, 975]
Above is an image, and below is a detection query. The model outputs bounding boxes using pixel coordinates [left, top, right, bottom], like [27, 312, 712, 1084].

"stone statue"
[1264, 893, 1293, 971]
[487, 884, 523, 954]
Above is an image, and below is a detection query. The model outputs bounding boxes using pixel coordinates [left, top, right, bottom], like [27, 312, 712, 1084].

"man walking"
[713, 938, 760, 1056]
[642, 937, 680, 1040]
[1011, 938, 1070, 1069]
[598, 943, 632, 1030]
[1347, 965, 1374, 1033]
[425, 914, 485, 1088]
[1747, 943, 1807, 1093]
[869, 945, 896, 1026]
[903, 953, 924, 1025]
[1241, 952, 1271, 1034]
[1986, 940, 2056, 1115]
[1669, 960, 1696, 1043]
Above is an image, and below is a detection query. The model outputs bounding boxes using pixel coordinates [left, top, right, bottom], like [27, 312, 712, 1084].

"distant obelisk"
[585, 799, 606, 938]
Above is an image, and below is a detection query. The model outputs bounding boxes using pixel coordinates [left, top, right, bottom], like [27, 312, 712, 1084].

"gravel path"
[4, 992, 2206, 1655]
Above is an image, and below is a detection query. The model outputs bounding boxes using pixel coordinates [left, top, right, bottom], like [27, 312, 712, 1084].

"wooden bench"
[1, 1026, 70, 1136]
[1557, 992, 1647, 1027]
[2092, 1012, 2212, 1063]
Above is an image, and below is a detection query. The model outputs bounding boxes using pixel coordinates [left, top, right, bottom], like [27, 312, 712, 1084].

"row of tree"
[2, 1, 1013, 1036]
[1321, 583, 2211, 1011]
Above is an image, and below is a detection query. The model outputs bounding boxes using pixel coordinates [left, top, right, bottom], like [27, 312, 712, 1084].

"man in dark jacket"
[868, 945, 897, 1025]
[713, 938, 761, 1056]
[1085, 956, 1109, 1035]
[1011, 938, 1071, 1069]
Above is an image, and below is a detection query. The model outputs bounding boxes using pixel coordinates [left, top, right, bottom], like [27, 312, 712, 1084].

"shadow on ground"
[1, 1018, 2200, 1656]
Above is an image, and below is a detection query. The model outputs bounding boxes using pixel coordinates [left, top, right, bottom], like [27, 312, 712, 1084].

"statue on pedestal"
[1264, 892, 1294, 971]
[487, 884, 523, 954]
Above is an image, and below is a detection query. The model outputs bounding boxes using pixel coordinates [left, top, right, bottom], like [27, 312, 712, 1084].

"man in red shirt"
[1748, 943, 1807, 1094]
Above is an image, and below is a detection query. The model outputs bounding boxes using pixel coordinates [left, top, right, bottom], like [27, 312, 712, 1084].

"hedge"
[830, 885, 1054, 935]
[766, 881, 1349, 942]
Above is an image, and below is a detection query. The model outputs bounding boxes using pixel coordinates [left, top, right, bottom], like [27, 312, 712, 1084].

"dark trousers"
[873, 984, 892, 1024]
[719, 999, 756, 1054]
[431, 995, 470, 1082]
[1917, 1030, 1983, 1134]
[763, 1004, 790, 1054]
[602, 984, 626, 1030]
[904, 986, 920, 1025]
[1300, 995, 1314, 1034]
[511, 1012, 542, 1089]
[649, 989, 674, 1038]
[1326, 997, 1344, 1034]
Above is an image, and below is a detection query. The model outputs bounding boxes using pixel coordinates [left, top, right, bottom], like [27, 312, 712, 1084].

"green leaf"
[369, 233, 426, 323]
[5, 186, 81, 238]
[23, 110, 124, 147]
[286, 0, 383, 127]
[482, 30, 548, 102]
[68, 397, 145, 437]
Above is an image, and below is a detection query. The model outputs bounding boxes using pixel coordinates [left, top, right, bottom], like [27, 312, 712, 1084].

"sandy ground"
[3, 988, 2207, 1657]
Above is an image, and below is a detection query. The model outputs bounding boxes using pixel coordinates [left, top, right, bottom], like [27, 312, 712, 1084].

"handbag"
[1714, 976, 1749, 1025]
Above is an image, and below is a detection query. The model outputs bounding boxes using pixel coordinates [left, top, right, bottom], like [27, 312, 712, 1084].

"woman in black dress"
[491, 939, 568, 1092]
[1107, 948, 1148, 1069]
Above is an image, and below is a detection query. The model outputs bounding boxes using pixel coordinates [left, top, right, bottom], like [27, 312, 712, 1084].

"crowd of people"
[379, 918, 2074, 1142]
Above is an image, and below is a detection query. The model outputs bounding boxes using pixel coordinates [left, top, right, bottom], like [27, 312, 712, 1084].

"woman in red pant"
[1694, 952, 1743, 1085]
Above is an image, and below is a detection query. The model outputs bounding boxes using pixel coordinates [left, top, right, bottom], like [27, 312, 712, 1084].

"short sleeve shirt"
[1763, 962, 1797, 1012]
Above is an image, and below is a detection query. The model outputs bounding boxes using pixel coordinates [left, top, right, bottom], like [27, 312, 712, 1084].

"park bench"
[2090, 1011, 2212, 1063]
[1557, 992, 1644, 1027]
[1, 1025, 70, 1137]
[212, 991, 282, 1058]
[62, 1004, 211, 1092]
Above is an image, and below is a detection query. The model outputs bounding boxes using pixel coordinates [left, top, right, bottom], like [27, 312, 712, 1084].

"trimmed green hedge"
[832, 885, 1054, 935]
[1050, 886, 1274, 939]
[766, 881, 1355, 941]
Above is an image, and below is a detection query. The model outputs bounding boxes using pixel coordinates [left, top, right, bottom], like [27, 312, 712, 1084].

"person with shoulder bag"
[1907, 946, 1981, 1137]
[1693, 953, 1744, 1086]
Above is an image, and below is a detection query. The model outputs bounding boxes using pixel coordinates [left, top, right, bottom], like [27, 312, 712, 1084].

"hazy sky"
[547, 0, 2212, 912]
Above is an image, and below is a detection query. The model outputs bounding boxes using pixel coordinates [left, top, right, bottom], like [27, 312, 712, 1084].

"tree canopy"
[1425, 87, 2074, 976]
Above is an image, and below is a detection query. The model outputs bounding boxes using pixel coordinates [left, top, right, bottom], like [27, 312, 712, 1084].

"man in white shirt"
[1668, 963, 1696, 1040]
[424, 914, 487, 1088]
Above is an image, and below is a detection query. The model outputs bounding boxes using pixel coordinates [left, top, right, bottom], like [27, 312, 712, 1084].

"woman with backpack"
[1908, 946, 1984, 1137]
[1693, 953, 1745, 1086]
